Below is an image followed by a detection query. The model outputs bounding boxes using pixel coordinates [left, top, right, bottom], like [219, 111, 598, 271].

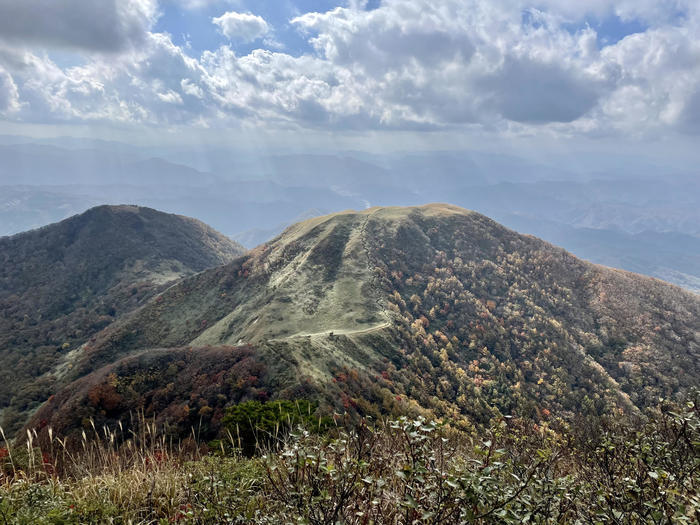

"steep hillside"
[30, 205, 699, 440]
[0, 205, 245, 433]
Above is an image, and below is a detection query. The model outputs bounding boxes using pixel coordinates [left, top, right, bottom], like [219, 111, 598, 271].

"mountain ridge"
[26, 204, 698, 442]
[0, 204, 245, 433]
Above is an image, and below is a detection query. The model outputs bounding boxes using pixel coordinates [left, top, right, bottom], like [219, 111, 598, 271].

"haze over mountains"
[1, 135, 698, 293]
[0, 204, 693, 442]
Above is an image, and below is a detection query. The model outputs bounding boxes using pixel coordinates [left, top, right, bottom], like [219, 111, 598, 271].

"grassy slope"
[27, 204, 700, 439]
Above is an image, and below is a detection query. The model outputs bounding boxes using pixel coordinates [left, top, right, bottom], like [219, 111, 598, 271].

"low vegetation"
[1, 395, 698, 523]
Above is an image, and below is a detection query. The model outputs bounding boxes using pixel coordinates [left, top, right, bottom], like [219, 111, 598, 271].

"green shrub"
[220, 399, 332, 454]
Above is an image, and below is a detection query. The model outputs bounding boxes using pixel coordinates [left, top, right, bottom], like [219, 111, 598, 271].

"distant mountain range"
[2, 204, 694, 444]
[0, 137, 698, 293]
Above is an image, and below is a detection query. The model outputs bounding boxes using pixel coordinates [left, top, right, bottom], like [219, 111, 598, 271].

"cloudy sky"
[0, 0, 698, 156]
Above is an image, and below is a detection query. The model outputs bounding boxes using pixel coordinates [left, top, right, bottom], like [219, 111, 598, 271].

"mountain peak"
[270, 203, 481, 248]
[0, 205, 245, 433]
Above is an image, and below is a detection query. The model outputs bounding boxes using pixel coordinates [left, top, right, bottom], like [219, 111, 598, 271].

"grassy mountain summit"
[27, 204, 700, 440]
[0, 205, 245, 433]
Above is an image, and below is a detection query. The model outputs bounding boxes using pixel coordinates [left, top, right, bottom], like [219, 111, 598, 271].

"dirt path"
[274, 321, 391, 341]
[359, 209, 391, 322]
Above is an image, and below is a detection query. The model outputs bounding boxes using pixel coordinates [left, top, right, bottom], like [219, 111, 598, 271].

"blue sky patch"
[155, 3, 228, 54]
[155, 0, 347, 57]
[591, 16, 648, 46]
[562, 15, 649, 47]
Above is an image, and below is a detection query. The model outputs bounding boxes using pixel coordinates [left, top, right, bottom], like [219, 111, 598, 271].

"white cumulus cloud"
[169, 0, 239, 9]
[0, 65, 20, 114]
[0, 0, 698, 139]
[212, 11, 270, 43]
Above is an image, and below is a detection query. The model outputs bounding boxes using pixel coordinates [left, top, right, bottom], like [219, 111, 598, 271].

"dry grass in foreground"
[0, 397, 698, 524]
